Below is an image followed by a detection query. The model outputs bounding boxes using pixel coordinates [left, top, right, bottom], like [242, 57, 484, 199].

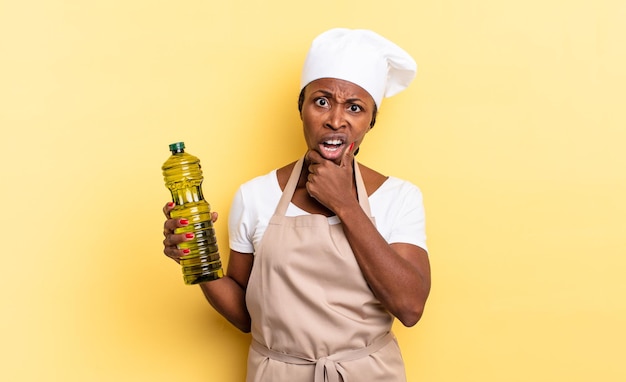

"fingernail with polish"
[182, 249, 190, 254]
[348, 142, 355, 152]
[185, 233, 194, 239]
[167, 202, 175, 208]
[180, 219, 189, 226]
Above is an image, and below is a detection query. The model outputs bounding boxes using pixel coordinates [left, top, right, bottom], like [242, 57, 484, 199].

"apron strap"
[274, 157, 304, 216]
[275, 155, 372, 217]
[353, 159, 372, 217]
[250, 332, 394, 382]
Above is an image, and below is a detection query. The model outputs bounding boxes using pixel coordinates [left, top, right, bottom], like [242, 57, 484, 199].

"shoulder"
[369, 175, 427, 250]
[229, 168, 282, 226]
[369, 172, 424, 214]
[232, 169, 282, 213]
[355, 161, 423, 198]
[375, 176, 423, 201]
[238, 169, 280, 193]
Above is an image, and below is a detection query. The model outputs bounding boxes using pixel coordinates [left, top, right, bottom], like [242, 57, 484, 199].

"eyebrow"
[312, 89, 365, 104]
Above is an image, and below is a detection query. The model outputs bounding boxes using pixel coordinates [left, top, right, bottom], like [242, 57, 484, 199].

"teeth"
[324, 139, 343, 145]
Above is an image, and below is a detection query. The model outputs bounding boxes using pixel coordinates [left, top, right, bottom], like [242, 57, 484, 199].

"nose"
[325, 107, 346, 130]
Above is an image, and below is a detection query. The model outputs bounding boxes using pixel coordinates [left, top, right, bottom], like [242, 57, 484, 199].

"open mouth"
[318, 138, 348, 161]
[321, 139, 345, 152]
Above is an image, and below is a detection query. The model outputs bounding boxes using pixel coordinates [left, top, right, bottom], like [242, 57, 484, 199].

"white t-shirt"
[228, 168, 427, 254]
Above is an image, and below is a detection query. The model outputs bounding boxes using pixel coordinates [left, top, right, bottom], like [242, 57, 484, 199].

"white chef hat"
[300, 28, 417, 108]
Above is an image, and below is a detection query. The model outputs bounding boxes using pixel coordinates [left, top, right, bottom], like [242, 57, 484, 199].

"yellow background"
[1, 1, 625, 381]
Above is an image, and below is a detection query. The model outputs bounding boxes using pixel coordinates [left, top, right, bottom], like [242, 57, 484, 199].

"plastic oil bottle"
[162, 142, 223, 284]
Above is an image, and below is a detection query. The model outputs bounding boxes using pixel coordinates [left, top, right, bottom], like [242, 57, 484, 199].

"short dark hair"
[297, 87, 378, 129]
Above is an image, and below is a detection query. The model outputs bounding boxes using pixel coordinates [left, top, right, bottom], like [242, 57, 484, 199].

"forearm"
[199, 277, 251, 332]
[336, 200, 431, 326]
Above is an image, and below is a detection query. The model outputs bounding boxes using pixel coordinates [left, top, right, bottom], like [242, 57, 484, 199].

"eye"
[315, 98, 329, 107]
[348, 104, 362, 112]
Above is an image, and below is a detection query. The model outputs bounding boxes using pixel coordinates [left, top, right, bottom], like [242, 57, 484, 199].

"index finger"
[306, 149, 324, 164]
[340, 142, 356, 168]
[163, 201, 175, 218]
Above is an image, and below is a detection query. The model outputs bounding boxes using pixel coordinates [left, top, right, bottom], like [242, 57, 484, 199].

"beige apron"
[245, 157, 406, 382]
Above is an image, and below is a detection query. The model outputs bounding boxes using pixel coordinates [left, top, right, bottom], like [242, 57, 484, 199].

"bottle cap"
[169, 142, 185, 152]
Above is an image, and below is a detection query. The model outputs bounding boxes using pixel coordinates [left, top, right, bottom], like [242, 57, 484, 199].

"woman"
[163, 28, 431, 381]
